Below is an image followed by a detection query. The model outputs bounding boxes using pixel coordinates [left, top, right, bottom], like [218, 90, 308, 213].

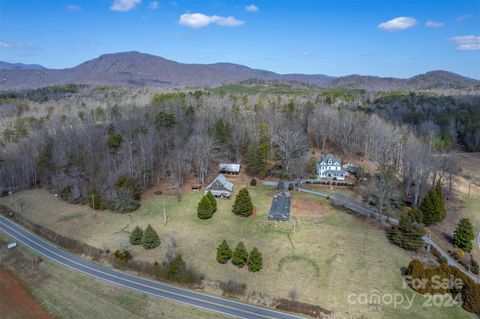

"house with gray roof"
[316, 154, 348, 181]
[205, 174, 234, 198]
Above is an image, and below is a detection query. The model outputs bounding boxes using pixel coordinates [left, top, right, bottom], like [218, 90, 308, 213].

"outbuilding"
[205, 174, 234, 198]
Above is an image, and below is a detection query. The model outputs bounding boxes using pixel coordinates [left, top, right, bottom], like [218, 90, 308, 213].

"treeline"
[0, 88, 460, 212]
[365, 91, 480, 151]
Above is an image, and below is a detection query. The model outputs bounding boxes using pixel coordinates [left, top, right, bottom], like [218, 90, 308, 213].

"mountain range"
[1, 51, 478, 90]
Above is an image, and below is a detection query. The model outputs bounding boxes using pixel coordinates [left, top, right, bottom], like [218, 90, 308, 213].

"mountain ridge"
[1, 51, 478, 90]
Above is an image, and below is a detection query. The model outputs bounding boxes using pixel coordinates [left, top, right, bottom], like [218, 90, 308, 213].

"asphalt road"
[0, 215, 305, 319]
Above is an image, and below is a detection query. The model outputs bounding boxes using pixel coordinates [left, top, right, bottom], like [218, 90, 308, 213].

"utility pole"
[163, 202, 167, 226]
[468, 177, 472, 196]
[424, 234, 431, 267]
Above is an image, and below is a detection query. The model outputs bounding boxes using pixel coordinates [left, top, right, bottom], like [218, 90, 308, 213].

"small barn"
[268, 191, 292, 221]
[219, 163, 240, 175]
[205, 174, 234, 198]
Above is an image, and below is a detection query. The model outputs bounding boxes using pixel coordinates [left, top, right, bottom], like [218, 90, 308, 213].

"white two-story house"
[316, 154, 347, 181]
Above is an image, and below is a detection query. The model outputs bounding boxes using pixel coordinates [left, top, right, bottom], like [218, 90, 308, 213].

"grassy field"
[0, 176, 475, 318]
[0, 233, 227, 319]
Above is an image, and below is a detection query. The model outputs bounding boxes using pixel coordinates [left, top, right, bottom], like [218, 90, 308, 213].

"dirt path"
[0, 268, 52, 319]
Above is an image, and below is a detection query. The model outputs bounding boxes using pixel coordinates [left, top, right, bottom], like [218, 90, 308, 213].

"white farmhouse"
[316, 154, 347, 181]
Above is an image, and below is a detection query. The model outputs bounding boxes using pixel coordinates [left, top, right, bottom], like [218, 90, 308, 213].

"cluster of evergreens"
[129, 224, 161, 250]
[216, 240, 263, 272]
[197, 191, 217, 219]
[390, 210, 425, 251]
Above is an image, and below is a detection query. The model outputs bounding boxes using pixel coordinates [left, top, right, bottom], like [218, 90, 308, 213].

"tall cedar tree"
[232, 242, 248, 268]
[232, 188, 253, 217]
[390, 212, 425, 250]
[434, 182, 446, 221]
[142, 224, 161, 249]
[129, 226, 144, 245]
[206, 190, 217, 213]
[197, 195, 214, 219]
[216, 240, 233, 264]
[420, 184, 446, 225]
[247, 247, 263, 272]
[454, 218, 475, 252]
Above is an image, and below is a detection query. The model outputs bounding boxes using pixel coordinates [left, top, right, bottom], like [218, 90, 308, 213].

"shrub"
[217, 240, 233, 264]
[114, 250, 133, 264]
[247, 247, 263, 272]
[405, 259, 480, 314]
[197, 195, 214, 219]
[129, 226, 143, 245]
[471, 258, 479, 275]
[88, 188, 107, 210]
[390, 211, 425, 251]
[232, 242, 248, 268]
[250, 178, 257, 187]
[232, 188, 253, 217]
[219, 280, 247, 296]
[288, 183, 294, 191]
[58, 186, 72, 201]
[113, 176, 141, 200]
[206, 190, 217, 213]
[164, 254, 198, 284]
[142, 224, 161, 249]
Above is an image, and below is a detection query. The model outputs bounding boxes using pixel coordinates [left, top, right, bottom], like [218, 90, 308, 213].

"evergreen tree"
[232, 188, 253, 217]
[420, 185, 446, 225]
[129, 226, 144, 245]
[390, 212, 425, 250]
[247, 247, 263, 272]
[216, 240, 233, 264]
[246, 142, 267, 176]
[434, 182, 446, 221]
[206, 190, 217, 213]
[142, 224, 161, 249]
[232, 242, 248, 268]
[454, 218, 475, 252]
[197, 195, 214, 219]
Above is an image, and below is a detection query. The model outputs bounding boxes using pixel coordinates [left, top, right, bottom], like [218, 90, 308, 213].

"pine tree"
[197, 195, 214, 219]
[232, 188, 253, 217]
[420, 186, 445, 225]
[454, 218, 475, 252]
[206, 190, 217, 213]
[390, 212, 425, 250]
[216, 240, 233, 264]
[434, 182, 446, 222]
[129, 226, 144, 245]
[247, 247, 263, 272]
[232, 242, 248, 268]
[142, 224, 161, 249]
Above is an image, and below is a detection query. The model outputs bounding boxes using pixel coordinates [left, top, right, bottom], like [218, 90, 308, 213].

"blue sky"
[0, 0, 479, 78]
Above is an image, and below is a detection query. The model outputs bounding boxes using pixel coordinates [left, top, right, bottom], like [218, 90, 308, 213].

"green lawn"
[0, 181, 475, 318]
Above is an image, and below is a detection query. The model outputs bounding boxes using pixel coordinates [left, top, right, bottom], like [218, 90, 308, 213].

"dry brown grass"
[0, 178, 476, 318]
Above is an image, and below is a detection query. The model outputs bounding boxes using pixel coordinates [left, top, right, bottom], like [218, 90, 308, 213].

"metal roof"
[206, 174, 234, 192]
[219, 163, 241, 173]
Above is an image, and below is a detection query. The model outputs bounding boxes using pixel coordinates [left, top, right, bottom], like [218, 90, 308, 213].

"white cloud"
[179, 13, 244, 29]
[149, 1, 159, 10]
[426, 20, 444, 28]
[67, 4, 81, 11]
[0, 41, 12, 48]
[110, 0, 141, 12]
[245, 4, 258, 12]
[450, 35, 480, 51]
[378, 17, 417, 31]
[456, 14, 472, 22]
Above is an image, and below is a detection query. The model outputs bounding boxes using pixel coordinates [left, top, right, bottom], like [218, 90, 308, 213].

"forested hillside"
[0, 84, 474, 212]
